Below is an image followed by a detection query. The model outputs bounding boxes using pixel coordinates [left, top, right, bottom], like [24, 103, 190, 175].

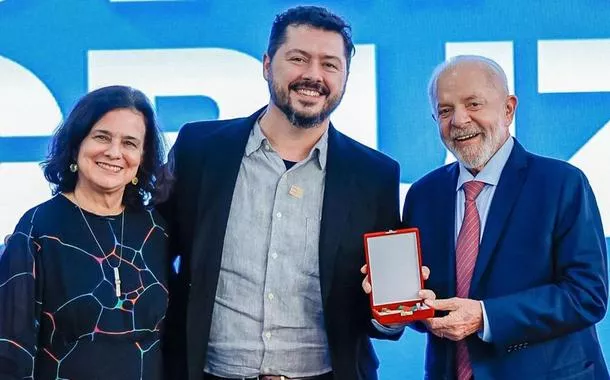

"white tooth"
[98, 163, 121, 172]
[457, 133, 477, 141]
[297, 89, 320, 97]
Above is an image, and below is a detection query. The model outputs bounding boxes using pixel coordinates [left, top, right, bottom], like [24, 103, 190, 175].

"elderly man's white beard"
[444, 126, 508, 171]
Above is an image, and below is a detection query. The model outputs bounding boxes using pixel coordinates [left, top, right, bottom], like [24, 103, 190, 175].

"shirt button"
[268, 292, 274, 300]
[264, 332, 271, 339]
[276, 212, 282, 218]
[271, 252, 278, 259]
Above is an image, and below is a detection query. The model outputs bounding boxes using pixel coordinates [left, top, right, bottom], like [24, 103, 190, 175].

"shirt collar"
[244, 111, 329, 170]
[244, 116, 269, 157]
[456, 136, 514, 191]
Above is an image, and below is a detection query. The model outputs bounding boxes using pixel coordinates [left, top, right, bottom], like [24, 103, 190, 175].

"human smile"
[454, 132, 480, 142]
[290, 80, 329, 99]
[295, 88, 323, 97]
[96, 162, 123, 173]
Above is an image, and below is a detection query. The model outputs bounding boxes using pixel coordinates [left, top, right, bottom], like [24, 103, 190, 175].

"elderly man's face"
[263, 25, 348, 128]
[434, 62, 516, 172]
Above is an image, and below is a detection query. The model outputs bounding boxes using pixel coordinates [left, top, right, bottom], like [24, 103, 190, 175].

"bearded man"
[159, 6, 425, 380]
[402, 55, 608, 380]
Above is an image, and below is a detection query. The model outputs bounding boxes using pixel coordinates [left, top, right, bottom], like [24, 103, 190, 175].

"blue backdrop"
[0, 1, 609, 377]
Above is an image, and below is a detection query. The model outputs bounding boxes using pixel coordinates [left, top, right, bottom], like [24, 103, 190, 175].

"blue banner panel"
[0, 1, 609, 377]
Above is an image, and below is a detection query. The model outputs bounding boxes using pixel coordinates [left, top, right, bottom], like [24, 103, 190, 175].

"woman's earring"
[69, 163, 78, 173]
[131, 177, 139, 186]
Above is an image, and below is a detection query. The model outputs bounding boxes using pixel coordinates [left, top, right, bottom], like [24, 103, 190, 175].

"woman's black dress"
[0, 195, 169, 379]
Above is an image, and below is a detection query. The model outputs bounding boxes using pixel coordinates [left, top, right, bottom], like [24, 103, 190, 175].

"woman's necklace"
[73, 195, 125, 298]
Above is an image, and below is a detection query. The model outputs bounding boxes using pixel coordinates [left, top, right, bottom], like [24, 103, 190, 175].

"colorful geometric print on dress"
[0, 195, 170, 380]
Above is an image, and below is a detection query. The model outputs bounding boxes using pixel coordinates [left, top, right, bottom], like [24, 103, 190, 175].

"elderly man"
[402, 55, 608, 379]
[160, 6, 436, 380]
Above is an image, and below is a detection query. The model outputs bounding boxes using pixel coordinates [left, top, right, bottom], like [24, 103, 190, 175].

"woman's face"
[75, 108, 146, 197]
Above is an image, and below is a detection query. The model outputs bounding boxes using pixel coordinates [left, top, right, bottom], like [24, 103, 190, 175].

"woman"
[0, 85, 169, 379]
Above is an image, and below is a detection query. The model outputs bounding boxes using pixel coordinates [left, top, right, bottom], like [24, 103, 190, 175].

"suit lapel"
[319, 126, 353, 306]
[186, 109, 264, 379]
[191, 108, 264, 277]
[443, 164, 460, 297]
[470, 141, 529, 294]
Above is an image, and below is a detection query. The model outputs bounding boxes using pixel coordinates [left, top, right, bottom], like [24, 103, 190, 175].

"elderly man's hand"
[360, 264, 431, 294]
[360, 265, 436, 308]
[424, 297, 483, 341]
[361, 264, 436, 329]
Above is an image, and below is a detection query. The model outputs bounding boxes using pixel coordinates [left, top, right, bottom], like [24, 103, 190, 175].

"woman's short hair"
[42, 85, 166, 209]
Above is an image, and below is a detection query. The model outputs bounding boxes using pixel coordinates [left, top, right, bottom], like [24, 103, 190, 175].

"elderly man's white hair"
[427, 55, 510, 115]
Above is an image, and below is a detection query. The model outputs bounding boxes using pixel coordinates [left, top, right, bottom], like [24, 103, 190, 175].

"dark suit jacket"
[160, 108, 402, 380]
[403, 140, 608, 380]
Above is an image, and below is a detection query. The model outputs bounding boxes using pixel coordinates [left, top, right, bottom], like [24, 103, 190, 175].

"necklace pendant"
[113, 267, 122, 297]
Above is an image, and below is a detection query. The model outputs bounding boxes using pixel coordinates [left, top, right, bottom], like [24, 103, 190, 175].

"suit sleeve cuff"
[371, 319, 405, 336]
[478, 300, 492, 342]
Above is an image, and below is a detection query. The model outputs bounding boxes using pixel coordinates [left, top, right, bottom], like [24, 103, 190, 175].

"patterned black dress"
[0, 195, 169, 379]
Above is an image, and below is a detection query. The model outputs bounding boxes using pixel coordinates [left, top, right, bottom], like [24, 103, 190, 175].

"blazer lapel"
[470, 140, 529, 294]
[191, 108, 264, 277]
[319, 126, 353, 306]
[186, 109, 264, 379]
[443, 163, 460, 297]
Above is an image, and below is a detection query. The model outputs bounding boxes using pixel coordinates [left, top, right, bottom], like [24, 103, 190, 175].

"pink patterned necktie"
[455, 180, 485, 380]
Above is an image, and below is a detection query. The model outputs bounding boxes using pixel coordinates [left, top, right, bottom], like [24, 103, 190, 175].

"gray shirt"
[205, 119, 332, 378]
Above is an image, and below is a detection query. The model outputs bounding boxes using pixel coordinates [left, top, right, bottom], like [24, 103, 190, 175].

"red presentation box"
[364, 228, 434, 325]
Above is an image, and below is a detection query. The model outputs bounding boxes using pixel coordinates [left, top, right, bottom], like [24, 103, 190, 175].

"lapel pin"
[289, 184, 304, 199]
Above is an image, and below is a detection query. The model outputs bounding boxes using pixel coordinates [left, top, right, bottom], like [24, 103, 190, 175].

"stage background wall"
[0, 1, 609, 377]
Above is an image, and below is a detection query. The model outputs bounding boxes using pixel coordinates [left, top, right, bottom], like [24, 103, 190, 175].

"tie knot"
[463, 180, 485, 201]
